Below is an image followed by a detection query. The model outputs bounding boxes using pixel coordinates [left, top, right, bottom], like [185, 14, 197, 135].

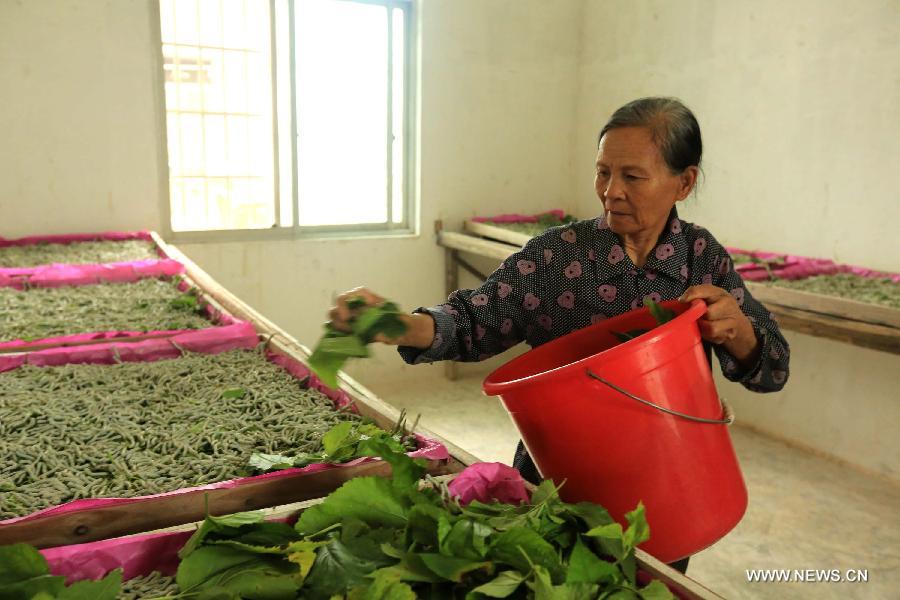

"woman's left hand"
[679, 284, 760, 367]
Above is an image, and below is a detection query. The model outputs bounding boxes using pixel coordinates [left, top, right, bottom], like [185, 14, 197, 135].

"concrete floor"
[367, 369, 900, 600]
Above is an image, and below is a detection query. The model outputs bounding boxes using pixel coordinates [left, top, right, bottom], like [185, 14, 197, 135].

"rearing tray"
[0, 274, 248, 353]
[0, 231, 182, 288]
[0, 330, 449, 549]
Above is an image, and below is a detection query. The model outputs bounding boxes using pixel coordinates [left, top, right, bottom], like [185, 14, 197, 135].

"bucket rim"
[482, 299, 707, 395]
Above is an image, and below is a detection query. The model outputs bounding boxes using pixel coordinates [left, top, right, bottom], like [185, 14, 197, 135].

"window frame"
[154, 0, 418, 244]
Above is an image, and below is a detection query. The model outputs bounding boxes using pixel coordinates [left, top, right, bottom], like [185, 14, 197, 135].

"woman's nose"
[598, 175, 624, 200]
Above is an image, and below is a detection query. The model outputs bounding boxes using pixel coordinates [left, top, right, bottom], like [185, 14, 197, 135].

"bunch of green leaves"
[248, 416, 418, 472]
[731, 253, 790, 281]
[488, 214, 579, 238]
[0, 543, 120, 599]
[612, 297, 677, 343]
[148, 442, 673, 599]
[308, 296, 408, 389]
[535, 213, 578, 228]
[168, 285, 209, 315]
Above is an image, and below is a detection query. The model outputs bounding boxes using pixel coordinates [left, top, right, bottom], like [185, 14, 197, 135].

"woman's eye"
[625, 174, 640, 181]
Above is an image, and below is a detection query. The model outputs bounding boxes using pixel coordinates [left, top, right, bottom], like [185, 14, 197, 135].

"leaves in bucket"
[2, 445, 674, 599]
[612, 297, 677, 343]
[307, 296, 407, 390]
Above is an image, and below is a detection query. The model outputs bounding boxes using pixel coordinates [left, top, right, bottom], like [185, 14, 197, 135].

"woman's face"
[594, 126, 696, 237]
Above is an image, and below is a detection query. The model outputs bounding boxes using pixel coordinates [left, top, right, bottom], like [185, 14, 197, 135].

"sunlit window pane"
[160, 0, 275, 231]
[173, 0, 199, 46]
[204, 115, 227, 176]
[197, 0, 223, 47]
[160, 0, 410, 233]
[201, 48, 225, 112]
[222, 0, 247, 49]
[296, 0, 389, 226]
[391, 7, 405, 224]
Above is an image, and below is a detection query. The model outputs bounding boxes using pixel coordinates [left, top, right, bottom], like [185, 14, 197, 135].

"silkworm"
[770, 273, 899, 309]
[0, 348, 359, 519]
[118, 571, 179, 599]
[0, 240, 158, 268]
[0, 278, 213, 341]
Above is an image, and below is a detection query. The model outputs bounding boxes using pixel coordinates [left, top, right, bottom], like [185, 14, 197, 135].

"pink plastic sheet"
[0, 229, 181, 286]
[0, 231, 153, 248]
[471, 209, 566, 224]
[448, 462, 529, 506]
[0, 259, 184, 289]
[727, 246, 900, 282]
[42, 529, 192, 581]
[1, 325, 448, 527]
[0, 275, 239, 351]
[0, 323, 258, 374]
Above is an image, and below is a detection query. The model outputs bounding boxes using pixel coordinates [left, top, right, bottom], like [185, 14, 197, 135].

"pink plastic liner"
[0, 230, 181, 286]
[448, 462, 529, 506]
[42, 529, 192, 581]
[0, 323, 258, 374]
[471, 209, 566, 224]
[727, 246, 900, 283]
[0, 231, 153, 248]
[0, 259, 184, 289]
[2, 325, 448, 527]
[0, 276, 240, 351]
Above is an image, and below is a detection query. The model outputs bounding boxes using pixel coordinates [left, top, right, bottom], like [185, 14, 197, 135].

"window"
[158, 0, 414, 238]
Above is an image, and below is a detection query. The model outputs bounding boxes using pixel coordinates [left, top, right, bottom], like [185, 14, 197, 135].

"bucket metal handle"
[585, 369, 735, 425]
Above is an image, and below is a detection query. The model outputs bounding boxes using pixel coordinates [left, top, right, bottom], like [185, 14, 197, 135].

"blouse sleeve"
[699, 231, 791, 392]
[397, 239, 546, 365]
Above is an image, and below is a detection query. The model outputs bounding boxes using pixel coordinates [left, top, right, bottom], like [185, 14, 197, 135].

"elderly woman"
[330, 97, 790, 570]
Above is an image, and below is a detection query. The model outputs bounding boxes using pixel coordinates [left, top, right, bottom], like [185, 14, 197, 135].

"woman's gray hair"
[597, 97, 702, 174]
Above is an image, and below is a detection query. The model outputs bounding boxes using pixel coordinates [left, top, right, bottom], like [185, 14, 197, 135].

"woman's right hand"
[328, 286, 436, 349]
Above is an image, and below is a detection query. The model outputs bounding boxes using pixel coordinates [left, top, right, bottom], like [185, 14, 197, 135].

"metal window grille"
[158, 0, 414, 239]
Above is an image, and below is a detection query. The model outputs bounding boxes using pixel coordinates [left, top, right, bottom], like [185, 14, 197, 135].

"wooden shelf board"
[463, 220, 531, 247]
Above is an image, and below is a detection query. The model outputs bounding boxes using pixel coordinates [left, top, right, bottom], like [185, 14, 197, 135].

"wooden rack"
[0, 234, 476, 549]
[441, 220, 900, 355]
[3, 232, 727, 597]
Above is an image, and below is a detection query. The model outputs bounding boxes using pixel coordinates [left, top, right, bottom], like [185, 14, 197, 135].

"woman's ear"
[677, 165, 700, 200]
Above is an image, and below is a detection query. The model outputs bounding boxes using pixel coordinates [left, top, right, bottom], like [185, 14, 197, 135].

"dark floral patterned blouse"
[398, 208, 790, 480]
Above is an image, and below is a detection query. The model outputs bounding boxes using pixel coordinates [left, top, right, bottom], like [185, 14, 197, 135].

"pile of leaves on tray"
[249, 415, 418, 472]
[0, 443, 674, 599]
[308, 296, 408, 389]
[487, 213, 579, 238]
[0, 239, 158, 268]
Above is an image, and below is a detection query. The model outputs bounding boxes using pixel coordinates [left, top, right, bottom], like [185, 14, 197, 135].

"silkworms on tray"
[0, 348, 359, 519]
[118, 571, 179, 599]
[0, 240, 158, 268]
[0, 278, 215, 341]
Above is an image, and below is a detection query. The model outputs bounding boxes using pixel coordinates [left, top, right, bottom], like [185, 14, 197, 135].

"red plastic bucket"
[483, 300, 747, 563]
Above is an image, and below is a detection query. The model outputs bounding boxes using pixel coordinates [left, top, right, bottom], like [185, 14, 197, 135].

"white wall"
[573, 0, 900, 273]
[0, 0, 165, 236]
[572, 0, 900, 479]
